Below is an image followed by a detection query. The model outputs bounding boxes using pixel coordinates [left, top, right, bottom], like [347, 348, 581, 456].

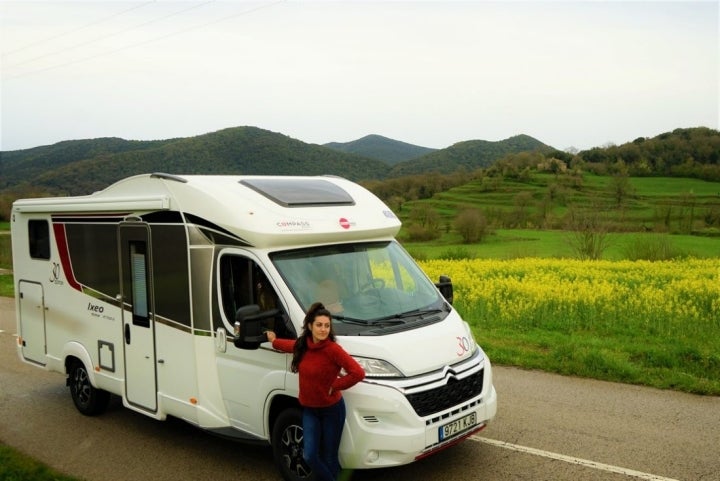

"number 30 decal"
[456, 336, 472, 356]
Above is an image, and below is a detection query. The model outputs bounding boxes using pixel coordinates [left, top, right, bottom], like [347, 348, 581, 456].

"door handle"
[124, 323, 131, 344]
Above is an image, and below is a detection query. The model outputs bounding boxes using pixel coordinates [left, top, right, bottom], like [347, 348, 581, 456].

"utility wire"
[5, 0, 217, 70]
[3, 0, 285, 82]
[3, 1, 157, 56]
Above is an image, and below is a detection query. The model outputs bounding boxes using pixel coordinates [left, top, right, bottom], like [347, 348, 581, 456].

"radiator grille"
[405, 369, 484, 417]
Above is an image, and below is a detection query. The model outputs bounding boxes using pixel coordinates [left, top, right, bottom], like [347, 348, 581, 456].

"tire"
[272, 407, 315, 481]
[68, 360, 110, 416]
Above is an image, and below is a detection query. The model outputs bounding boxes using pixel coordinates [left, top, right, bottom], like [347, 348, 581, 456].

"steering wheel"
[360, 278, 386, 292]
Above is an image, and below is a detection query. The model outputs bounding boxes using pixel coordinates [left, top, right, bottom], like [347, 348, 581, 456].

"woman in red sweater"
[266, 302, 365, 481]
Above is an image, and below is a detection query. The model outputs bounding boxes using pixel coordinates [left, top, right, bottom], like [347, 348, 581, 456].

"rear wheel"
[272, 408, 315, 481]
[68, 360, 110, 416]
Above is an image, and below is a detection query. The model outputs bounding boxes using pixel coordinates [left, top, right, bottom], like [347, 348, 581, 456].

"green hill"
[580, 127, 720, 181]
[324, 134, 437, 165]
[1, 127, 391, 196]
[4, 126, 718, 202]
[388, 134, 553, 177]
[0, 137, 174, 190]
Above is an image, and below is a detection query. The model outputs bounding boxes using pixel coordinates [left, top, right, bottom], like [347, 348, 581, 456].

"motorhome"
[11, 173, 497, 480]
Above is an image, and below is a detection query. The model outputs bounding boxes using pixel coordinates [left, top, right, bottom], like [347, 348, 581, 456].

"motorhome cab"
[11, 173, 497, 480]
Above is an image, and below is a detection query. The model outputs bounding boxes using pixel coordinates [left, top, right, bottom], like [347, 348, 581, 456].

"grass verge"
[0, 442, 83, 481]
[0, 275, 13, 298]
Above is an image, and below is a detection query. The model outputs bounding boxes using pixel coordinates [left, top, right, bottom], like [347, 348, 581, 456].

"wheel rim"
[73, 366, 91, 406]
[280, 424, 311, 478]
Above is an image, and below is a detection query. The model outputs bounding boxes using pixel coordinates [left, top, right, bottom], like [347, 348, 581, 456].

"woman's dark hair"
[291, 302, 335, 373]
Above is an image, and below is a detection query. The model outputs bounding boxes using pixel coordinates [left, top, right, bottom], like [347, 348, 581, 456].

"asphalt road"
[1, 296, 719, 481]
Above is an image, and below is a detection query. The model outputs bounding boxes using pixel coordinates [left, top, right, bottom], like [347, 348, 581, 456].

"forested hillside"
[1, 126, 718, 220]
[581, 127, 720, 181]
[0, 137, 174, 190]
[324, 134, 436, 164]
[360, 127, 720, 236]
[0, 128, 554, 198]
[1, 127, 391, 196]
[388, 134, 553, 177]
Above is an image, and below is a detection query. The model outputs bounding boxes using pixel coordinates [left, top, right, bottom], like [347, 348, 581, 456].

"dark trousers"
[302, 398, 346, 481]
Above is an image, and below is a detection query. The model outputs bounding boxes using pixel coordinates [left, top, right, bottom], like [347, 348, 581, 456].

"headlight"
[353, 356, 403, 378]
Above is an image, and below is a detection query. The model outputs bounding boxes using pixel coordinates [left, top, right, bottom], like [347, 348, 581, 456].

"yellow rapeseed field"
[419, 258, 720, 338]
[413, 257, 720, 393]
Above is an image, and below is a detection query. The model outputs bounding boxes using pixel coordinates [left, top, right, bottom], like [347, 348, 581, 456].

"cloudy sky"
[1, 0, 718, 152]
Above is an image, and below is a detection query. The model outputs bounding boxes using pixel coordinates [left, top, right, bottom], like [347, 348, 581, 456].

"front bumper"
[339, 354, 498, 468]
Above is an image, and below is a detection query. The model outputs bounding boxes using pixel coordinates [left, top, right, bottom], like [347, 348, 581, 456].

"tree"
[409, 204, 440, 231]
[607, 160, 634, 208]
[454, 208, 489, 243]
[512, 191, 534, 227]
[565, 207, 612, 260]
[677, 191, 697, 234]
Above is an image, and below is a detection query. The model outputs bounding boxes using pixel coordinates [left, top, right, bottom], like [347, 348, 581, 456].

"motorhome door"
[17, 280, 46, 365]
[119, 223, 157, 412]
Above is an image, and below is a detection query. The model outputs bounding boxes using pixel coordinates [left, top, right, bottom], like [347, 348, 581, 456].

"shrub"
[454, 208, 489, 243]
[622, 234, 680, 261]
[564, 208, 612, 260]
[404, 224, 440, 242]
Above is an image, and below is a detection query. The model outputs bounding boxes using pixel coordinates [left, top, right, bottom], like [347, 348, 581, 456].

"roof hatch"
[239, 178, 356, 207]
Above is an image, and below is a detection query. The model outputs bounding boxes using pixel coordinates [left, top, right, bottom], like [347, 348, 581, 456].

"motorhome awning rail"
[12, 195, 171, 213]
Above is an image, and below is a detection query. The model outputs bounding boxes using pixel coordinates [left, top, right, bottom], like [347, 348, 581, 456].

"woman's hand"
[265, 330, 276, 342]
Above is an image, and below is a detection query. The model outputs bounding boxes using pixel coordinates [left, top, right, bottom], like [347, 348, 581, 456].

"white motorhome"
[11, 173, 497, 480]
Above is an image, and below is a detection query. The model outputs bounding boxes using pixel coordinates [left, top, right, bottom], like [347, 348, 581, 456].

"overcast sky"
[1, 0, 718, 153]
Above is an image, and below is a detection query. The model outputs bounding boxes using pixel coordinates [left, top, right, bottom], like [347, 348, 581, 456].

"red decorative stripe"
[52, 223, 82, 292]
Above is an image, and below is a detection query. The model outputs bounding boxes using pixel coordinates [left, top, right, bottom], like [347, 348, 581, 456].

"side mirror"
[435, 275, 454, 304]
[233, 304, 280, 350]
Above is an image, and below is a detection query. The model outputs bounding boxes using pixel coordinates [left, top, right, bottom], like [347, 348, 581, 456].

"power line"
[3, 1, 157, 56]
[2, 0, 286, 82]
[5, 1, 217, 70]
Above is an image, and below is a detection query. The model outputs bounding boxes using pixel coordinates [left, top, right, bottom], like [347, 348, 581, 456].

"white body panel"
[11, 173, 497, 470]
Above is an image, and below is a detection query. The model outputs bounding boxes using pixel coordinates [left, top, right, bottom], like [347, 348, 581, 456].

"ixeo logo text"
[87, 302, 116, 321]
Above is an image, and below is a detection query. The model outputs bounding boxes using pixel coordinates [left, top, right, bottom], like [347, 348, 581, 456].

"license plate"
[438, 412, 477, 441]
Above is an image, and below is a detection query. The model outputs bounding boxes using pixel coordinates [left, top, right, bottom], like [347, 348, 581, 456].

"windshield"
[271, 241, 447, 335]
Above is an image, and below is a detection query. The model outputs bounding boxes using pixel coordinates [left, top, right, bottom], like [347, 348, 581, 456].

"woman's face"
[310, 315, 332, 343]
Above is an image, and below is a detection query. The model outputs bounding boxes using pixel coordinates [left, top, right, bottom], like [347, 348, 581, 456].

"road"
[1, 296, 719, 481]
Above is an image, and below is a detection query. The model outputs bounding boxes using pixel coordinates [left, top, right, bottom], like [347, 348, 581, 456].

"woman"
[266, 302, 365, 481]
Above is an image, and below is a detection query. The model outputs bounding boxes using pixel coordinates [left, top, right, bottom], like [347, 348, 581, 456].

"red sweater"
[272, 337, 365, 408]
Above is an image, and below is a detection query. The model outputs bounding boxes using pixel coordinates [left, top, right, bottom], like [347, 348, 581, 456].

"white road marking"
[471, 436, 680, 481]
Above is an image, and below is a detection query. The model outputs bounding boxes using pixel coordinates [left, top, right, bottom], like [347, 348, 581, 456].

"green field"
[398, 174, 720, 239]
[404, 228, 720, 260]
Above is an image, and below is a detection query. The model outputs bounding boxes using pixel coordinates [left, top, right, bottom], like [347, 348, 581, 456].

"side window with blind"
[130, 241, 150, 328]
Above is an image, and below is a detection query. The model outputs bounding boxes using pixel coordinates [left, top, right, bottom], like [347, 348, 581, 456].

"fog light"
[366, 450, 379, 463]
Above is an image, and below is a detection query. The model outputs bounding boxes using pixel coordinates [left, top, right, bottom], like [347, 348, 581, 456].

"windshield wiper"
[333, 314, 370, 325]
[368, 308, 445, 325]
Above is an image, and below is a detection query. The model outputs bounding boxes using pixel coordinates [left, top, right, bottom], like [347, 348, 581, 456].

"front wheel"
[272, 408, 315, 481]
[68, 360, 110, 416]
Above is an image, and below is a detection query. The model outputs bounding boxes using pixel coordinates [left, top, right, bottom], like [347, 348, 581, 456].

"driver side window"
[219, 255, 292, 338]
